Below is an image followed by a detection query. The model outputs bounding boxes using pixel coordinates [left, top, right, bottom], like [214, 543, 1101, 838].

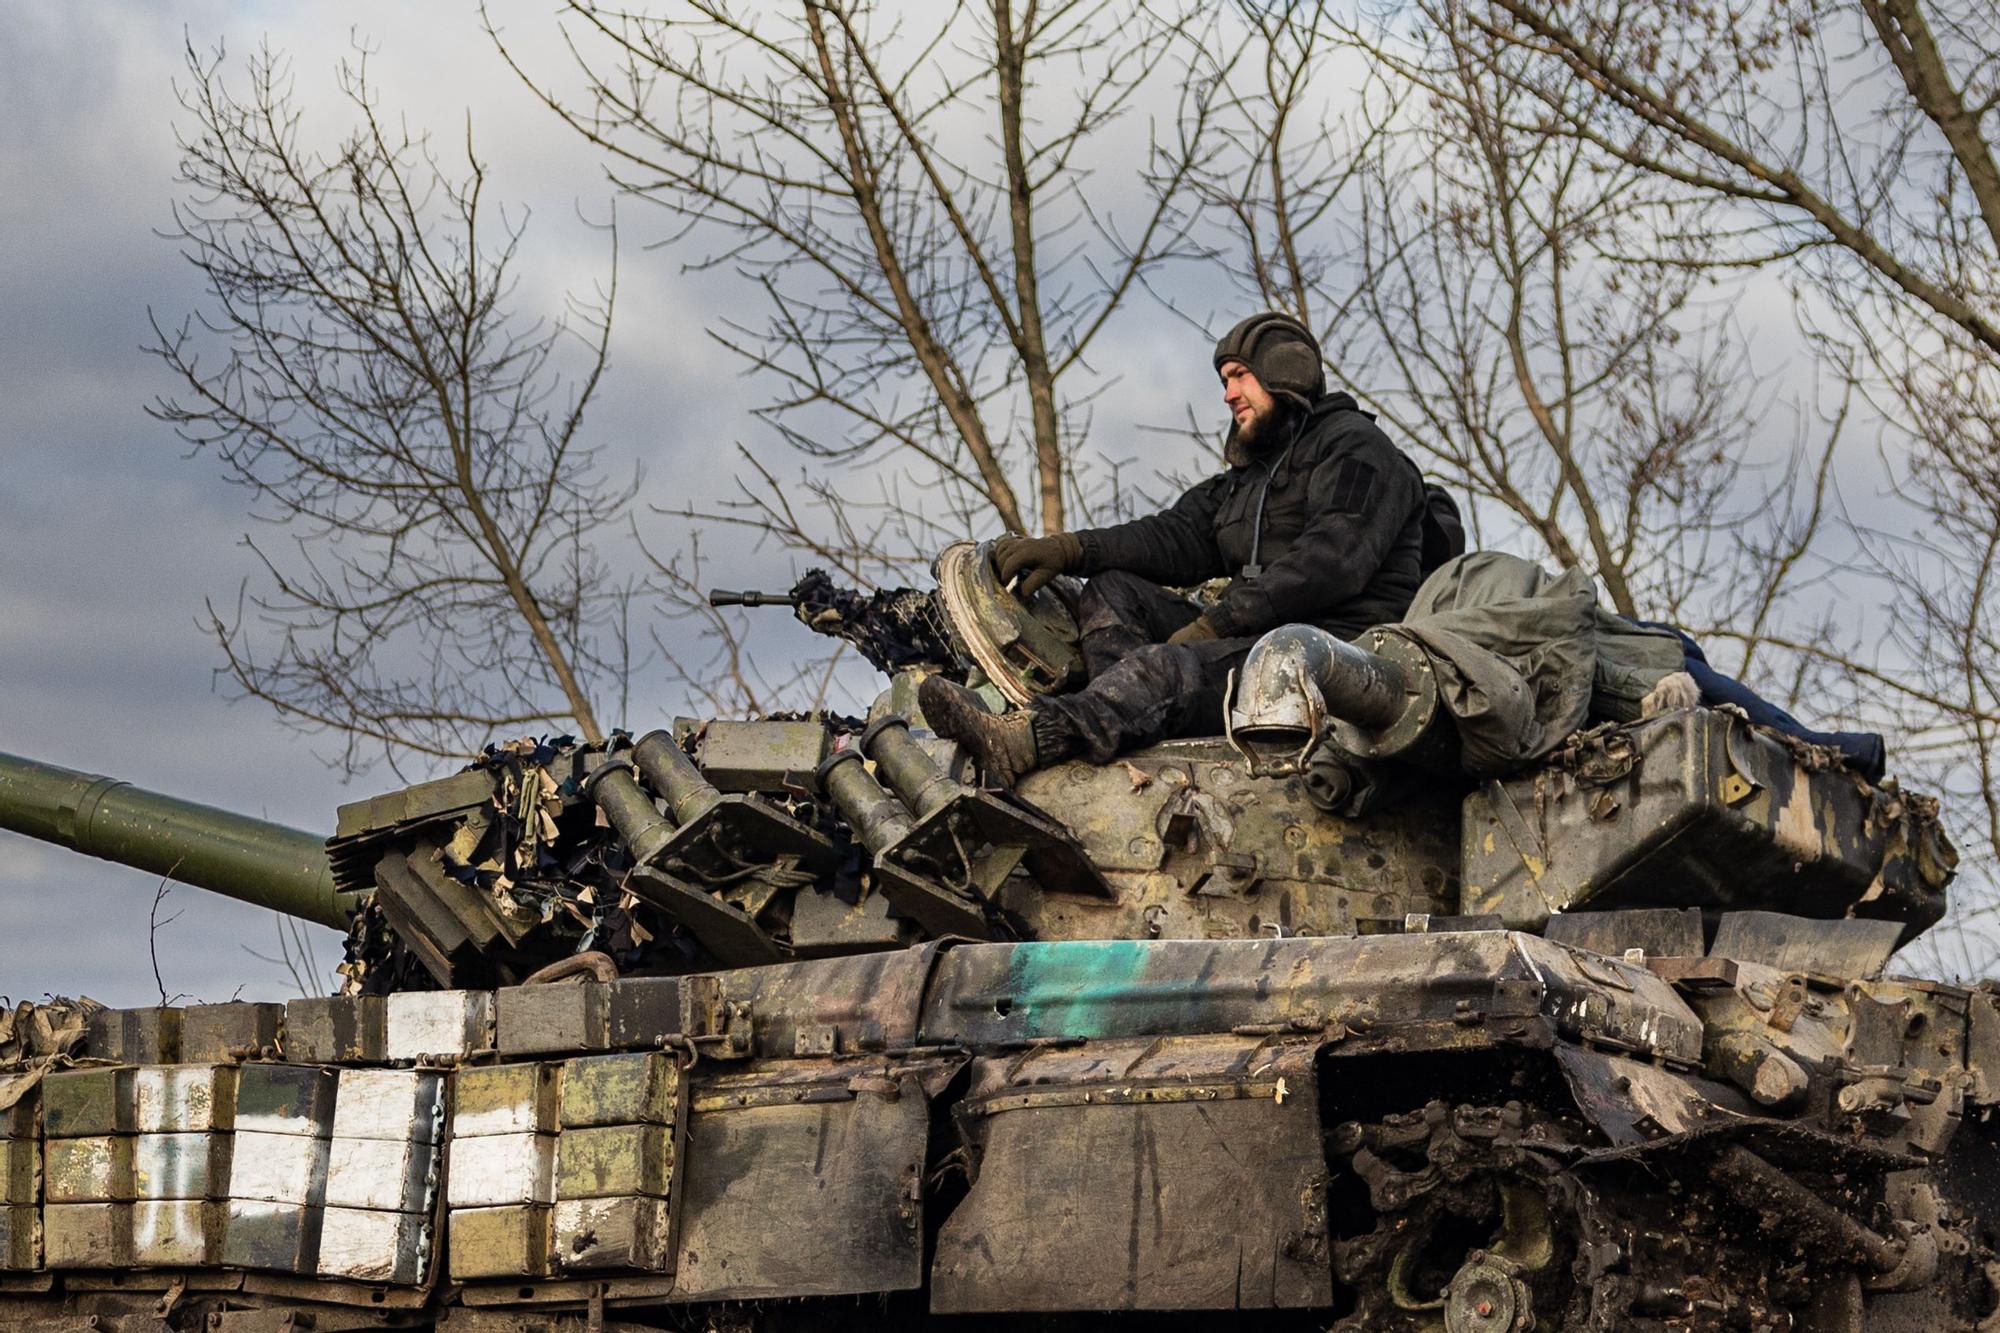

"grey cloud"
[0, 1, 781, 1002]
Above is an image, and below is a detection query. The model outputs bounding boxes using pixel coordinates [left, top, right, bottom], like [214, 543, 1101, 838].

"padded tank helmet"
[1212, 310, 1325, 408]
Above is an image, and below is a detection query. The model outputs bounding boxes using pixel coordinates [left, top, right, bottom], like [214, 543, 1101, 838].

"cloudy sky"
[0, 3, 731, 1005]
[0, 2, 1214, 1004]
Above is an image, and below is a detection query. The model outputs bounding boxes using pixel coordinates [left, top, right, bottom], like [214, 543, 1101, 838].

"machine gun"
[707, 589, 801, 609]
[707, 546, 1087, 703]
[709, 571, 960, 676]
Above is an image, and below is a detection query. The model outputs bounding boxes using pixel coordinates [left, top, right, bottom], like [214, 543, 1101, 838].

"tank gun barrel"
[0, 751, 358, 929]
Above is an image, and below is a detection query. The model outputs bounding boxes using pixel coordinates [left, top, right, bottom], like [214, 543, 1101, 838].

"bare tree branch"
[153, 38, 636, 775]
[488, 0, 1211, 562]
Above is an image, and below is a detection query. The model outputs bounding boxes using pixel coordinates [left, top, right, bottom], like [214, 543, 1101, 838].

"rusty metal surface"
[688, 718, 830, 793]
[553, 1125, 673, 1200]
[131, 1199, 223, 1267]
[704, 946, 941, 1058]
[43, 1202, 132, 1268]
[933, 1037, 1327, 1312]
[1014, 741, 1461, 942]
[1, 930, 1988, 1324]
[496, 984, 611, 1057]
[918, 932, 1701, 1064]
[1709, 909, 1905, 979]
[44, 1137, 133, 1203]
[234, 1063, 338, 1136]
[558, 1053, 678, 1129]
[132, 1065, 236, 1135]
[317, 1206, 429, 1284]
[552, 1196, 671, 1273]
[1554, 1045, 1749, 1145]
[448, 1134, 555, 1208]
[284, 995, 386, 1065]
[1969, 988, 2000, 1106]
[1513, 933, 1705, 1062]
[132, 1133, 231, 1200]
[180, 1004, 283, 1064]
[2, 691, 1996, 1326]
[43, 1068, 134, 1138]
[1542, 905, 1703, 959]
[453, 1063, 560, 1139]
[332, 1070, 443, 1144]
[84, 1008, 181, 1066]
[221, 1200, 323, 1273]
[446, 1204, 550, 1280]
[0, 1208, 32, 1272]
[0, 1145, 26, 1208]
[228, 1133, 330, 1207]
[384, 990, 493, 1061]
[325, 1137, 435, 1213]
[671, 1059, 935, 1301]
[1462, 710, 1952, 936]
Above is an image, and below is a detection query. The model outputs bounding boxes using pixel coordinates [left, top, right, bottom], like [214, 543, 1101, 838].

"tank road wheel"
[1329, 1100, 1581, 1332]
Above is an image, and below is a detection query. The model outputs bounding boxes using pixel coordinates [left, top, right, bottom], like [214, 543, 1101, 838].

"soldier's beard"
[1233, 397, 1299, 459]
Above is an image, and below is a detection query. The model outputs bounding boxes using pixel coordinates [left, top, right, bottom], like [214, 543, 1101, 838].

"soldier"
[921, 311, 1432, 783]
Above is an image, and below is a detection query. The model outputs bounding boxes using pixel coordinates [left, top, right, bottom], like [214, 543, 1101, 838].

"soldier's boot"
[918, 677, 1072, 786]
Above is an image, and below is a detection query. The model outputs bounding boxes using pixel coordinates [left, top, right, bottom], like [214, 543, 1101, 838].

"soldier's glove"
[1166, 615, 1219, 646]
[992, 531, 1084, 599]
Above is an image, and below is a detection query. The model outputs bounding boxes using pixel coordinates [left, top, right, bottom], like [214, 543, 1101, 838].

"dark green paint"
[0, 751, 358, 929]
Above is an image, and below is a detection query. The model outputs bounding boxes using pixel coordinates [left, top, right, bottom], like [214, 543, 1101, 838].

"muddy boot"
[918, 677, 1065, 786]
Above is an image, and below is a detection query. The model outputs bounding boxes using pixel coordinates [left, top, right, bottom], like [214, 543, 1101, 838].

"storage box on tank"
[318, 1206, 430, 1285]
[1461, 709, 1953, 934]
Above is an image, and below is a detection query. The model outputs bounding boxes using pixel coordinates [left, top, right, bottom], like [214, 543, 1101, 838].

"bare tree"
[1183, 0, 1829, 639]
[243, 912, 331, 1001]
[487, 0, 1215, 581]
[1439, 0, 2000, 971]
[152, 39, 635, 775]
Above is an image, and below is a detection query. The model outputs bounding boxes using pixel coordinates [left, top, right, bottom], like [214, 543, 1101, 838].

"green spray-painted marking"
[1005, 939, 1175, 1039]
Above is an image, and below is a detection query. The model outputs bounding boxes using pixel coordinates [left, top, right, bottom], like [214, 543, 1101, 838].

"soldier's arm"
[1074, 473, 1231, 587]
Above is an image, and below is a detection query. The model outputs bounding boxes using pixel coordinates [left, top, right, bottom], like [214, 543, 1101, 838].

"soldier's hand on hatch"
[992, 532, 1083, 599]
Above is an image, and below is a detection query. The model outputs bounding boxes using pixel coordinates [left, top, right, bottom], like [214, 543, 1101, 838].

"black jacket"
[1076, 393, 1426, 639]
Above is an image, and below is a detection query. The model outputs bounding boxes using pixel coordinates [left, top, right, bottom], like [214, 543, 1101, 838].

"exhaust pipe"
[1225, 625, 1442, 774]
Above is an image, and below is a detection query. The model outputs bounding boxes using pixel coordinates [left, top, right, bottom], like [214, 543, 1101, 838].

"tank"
[0, 541, 1990, 1332]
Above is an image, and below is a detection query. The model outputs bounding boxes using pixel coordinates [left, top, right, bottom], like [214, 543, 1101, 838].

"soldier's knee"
[1078, 567, 1151, 608]
[1125, 641, 1205, 690]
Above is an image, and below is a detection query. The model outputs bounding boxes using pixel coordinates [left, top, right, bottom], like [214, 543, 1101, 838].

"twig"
[147, 864, 188, 1008]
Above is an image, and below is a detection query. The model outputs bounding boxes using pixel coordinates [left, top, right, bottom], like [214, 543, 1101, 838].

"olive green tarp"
[1305, 552, 1683, 806]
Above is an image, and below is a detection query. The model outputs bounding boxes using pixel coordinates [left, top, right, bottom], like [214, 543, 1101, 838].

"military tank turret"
[0, 541, 1989, 1331]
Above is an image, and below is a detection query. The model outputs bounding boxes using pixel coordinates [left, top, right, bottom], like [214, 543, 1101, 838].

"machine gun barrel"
[0, 751, 359, 929]
[707, 589, 801, 608]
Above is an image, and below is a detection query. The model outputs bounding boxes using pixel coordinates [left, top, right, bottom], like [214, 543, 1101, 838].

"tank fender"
[1513, 933, 1704, 1063]
[690, 942, 950, 1059]
[919, 934, 1703, 1066]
